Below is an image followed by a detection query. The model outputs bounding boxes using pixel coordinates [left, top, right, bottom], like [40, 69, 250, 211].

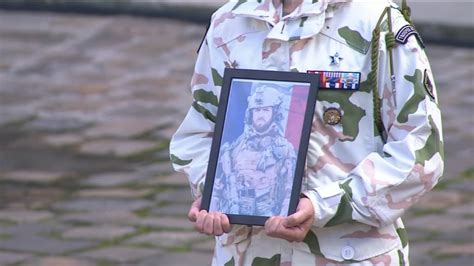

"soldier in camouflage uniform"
[170, 0, 444, 265]
[210, 85, 296, 217]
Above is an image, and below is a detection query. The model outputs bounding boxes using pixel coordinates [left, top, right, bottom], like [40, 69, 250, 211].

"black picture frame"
[201, 68, 320, 226]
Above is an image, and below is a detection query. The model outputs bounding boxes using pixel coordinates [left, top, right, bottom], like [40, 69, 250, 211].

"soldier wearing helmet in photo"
[214, 84, 296, 217]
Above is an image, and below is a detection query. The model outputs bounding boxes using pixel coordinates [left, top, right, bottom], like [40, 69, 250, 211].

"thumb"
[283, 208, 311, 228]
[188, 197, 202, 222]
[283, 213, 301, 228]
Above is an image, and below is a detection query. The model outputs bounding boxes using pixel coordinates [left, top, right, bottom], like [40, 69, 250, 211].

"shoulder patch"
[395, 25, 425, 48]
[423, 69, 436, 100]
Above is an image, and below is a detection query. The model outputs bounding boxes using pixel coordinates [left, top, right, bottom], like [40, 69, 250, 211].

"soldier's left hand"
[264, 197, 314, 242]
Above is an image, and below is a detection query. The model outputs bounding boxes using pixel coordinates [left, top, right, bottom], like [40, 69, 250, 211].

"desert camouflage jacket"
[170, 0, 444, 265]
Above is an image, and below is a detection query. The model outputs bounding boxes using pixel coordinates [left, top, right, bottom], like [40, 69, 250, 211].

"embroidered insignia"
[329, 52, 343, 66]
[395, 25, 425, 48]
[423, 69, 435, 100]
[307, 70, 361, 90]
[323, 108, 342, 126]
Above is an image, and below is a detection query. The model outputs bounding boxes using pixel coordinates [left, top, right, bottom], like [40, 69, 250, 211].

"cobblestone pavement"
[0, 11, 473, 266]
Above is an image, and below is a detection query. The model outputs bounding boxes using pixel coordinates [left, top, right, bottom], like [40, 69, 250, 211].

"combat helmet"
[245, 84, 283, 125]
[247, 85, 282, 109]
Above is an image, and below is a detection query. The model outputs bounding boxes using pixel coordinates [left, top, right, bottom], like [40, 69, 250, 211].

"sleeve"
[169, 27, 222, 199]
[303, 24, 444, 228]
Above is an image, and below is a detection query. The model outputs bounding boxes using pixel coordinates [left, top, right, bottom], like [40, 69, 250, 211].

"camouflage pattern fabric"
[170, 0, 443, 265]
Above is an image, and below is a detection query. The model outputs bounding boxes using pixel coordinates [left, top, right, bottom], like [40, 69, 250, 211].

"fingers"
[213, 213, 223, 236]
[284, 197, 314, 228]
[194, 210, 230, 236]
[189, 198, 231, 236]
[265, 214, 313, 242]
[265, 216, 282, 235]
[284, 209, 308, 228]
[188, 207, 199, 223]
[266, 223, 305, 242]
[265, 216, 293, 241]
[188, 198, 202, 222]
[195, 210, 208, 233]
[264, 217, 276, 235]
[203, 212, 215, 235]
[221, 214, 232, 233]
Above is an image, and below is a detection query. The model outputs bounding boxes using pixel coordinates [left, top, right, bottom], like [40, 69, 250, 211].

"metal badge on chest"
[323, 108, 342, 126]
[330, 52, 343, 66]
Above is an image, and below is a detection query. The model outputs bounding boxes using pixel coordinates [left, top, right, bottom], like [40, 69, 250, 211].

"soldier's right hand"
[188, 197, 231, 236]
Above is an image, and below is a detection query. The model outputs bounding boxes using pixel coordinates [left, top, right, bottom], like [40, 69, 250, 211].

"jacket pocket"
[314, 223, 401, 262]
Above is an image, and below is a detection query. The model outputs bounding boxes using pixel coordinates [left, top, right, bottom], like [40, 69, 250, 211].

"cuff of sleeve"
[188, 164, 208, 199]
[302, 182, 343, 228]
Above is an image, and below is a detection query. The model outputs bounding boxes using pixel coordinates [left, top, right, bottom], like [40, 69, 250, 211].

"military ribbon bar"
[307, 70, 361, 90]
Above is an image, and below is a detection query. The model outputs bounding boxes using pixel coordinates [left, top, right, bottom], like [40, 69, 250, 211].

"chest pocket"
[316, 83, 373, 143]
[303, 33, 376, 172]
[316, 20, 375, 139]
[211, 16, 267, 69]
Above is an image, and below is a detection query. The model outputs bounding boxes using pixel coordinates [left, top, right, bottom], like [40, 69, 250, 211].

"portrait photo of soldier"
[209, 82, 298, 218]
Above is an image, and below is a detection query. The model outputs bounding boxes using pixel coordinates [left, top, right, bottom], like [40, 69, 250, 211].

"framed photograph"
[201, 68, 320, 226]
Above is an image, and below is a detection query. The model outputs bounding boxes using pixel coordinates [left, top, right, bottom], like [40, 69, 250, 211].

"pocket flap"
[310, 223, 400, 262]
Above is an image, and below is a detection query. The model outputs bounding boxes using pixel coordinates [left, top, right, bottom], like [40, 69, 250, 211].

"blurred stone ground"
[0, 10, 473, 266]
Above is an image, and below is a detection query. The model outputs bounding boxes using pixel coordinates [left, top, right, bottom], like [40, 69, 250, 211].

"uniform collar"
[229, 0, 351, 40]
[230, 0, 351, 25]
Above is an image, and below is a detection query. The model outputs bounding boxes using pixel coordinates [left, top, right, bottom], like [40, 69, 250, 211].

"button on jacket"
[170, 0, 444, 264]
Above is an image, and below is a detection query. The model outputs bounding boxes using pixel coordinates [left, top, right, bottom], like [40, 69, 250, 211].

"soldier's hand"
[188, 197, 231, 236]
[188, 197, 202, 223]
[264, 197, 314, 242]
